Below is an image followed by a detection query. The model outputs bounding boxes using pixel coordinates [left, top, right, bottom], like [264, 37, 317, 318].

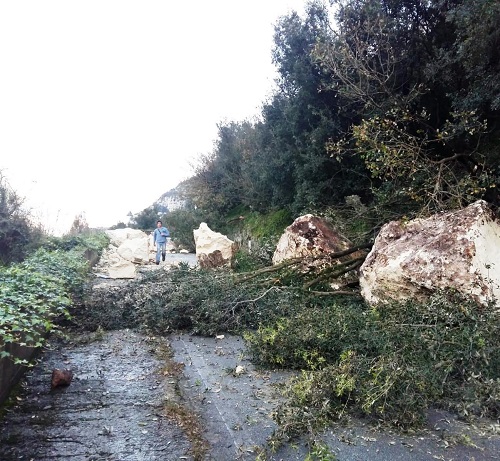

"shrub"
[0, 173, 45, 265]
[0, 266, 71, 364]
[0, 233, 109, 364]
[244, 299, 365, 369]
[270, 290, 500, 442]
[82, 265, 304, 336]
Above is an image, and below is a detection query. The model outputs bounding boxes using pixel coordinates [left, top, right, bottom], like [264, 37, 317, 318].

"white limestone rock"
[360, 200, 500, 306]
[272, 214, 367, 288]
[193, 222, 235, 268]
[117, 236, 149, 264]
[94, 228, 149, 279]
[107, 259, 136, 279]
[273, 214, 356, 264]
[105, 228, 148, 247]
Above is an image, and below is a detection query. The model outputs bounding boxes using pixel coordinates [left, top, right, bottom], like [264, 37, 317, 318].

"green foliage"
[77, 228, 500, 443]
[166, 207, 222, 252]
[243, 209, 292, 240]
[232, 247, 271, 273]
[305, 441, 337, 461]
[186, 122, 253, 214]
[128, 204, 163, 231]
[23, 248, 89, 297]
[42, 232, 109, 254]
[0, 265, 71, 364]
[185, 3, 370, 220]
[0, 233, 108, 364]
[435, 0, 500, 113]
[268, 291, 500, 443]
[320, 200, 380, 245]
[179, 0, 500, 228]
[81, 254, 500, 441]
[245, 299, 366, 370]
[318, 0, 500, 214]
[82, 266, 303, 336]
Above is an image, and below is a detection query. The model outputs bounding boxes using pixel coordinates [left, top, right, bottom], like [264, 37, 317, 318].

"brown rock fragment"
[51, 369, 74, 389]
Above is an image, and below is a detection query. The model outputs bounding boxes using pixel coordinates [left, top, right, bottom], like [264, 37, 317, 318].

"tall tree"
[318, 0, 500, 214]
[265, 1, 370, 213]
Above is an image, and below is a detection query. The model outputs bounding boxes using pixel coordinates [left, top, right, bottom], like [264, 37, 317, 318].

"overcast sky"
[0, 0, 307, 235]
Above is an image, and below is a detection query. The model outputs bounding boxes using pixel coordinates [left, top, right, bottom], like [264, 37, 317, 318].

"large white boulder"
[273, 214, 355, 264]
[117, 236, 149, 264]
[105, 228, 148, 247]
[193, 223, 235, 268]
[94, 227, 149, 279]
[360, 200, 500, 306]
[107, 259, 137, 279]
[272, 215, 366, 288]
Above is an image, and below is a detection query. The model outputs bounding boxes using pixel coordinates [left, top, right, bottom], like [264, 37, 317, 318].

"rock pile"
[93, 228, 186, 279]
[94, 228, 150, 279]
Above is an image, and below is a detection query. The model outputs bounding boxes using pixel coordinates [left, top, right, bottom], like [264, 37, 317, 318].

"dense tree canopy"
[183, 0, 500, 230]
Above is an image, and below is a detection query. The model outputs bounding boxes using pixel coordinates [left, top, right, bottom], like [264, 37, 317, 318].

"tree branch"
[233, 242, 372, 285]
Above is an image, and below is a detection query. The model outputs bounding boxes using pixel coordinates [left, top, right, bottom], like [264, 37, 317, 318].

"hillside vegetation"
[127, 0, 499, 250]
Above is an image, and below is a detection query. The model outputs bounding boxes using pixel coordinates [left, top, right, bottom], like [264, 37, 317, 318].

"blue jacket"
[153, 226, 170, 244]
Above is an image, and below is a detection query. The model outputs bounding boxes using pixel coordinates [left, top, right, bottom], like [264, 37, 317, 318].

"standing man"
[153, 220, 170, 265]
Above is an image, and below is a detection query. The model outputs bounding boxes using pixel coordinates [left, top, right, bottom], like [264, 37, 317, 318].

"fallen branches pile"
[233, 242, 372, 296]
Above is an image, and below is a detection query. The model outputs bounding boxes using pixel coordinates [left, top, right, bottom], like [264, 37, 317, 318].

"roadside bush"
[23, 248, 90, 301]
[270, 290, 500, 442]
[0, 265, 72, 364]
[42, 232, 109, 254]
[0, 233, 109, 364]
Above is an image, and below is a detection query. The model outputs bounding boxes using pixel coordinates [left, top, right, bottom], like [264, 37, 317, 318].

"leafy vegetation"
[146, 0, 499, 239]
[0, 233, 109, 364]
[255, 291, 500, 443]
[82, 264, 304, 335]
[0, 265, 71, 364]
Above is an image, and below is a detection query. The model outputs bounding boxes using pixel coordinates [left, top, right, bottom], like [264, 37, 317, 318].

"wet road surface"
[0, 330, 192, 461]
[1, 330, 500, 461]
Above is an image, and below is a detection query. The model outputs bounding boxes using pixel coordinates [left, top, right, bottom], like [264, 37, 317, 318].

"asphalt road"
[170, 333, 500, 461]
[1, 331, 499, 460]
